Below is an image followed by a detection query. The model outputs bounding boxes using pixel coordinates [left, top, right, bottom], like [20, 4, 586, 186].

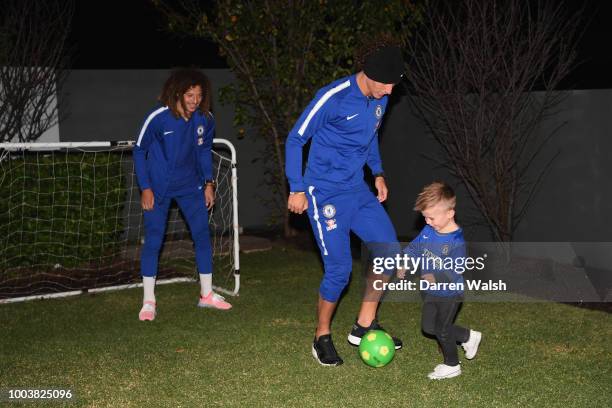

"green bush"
[0, 151, 127, 271]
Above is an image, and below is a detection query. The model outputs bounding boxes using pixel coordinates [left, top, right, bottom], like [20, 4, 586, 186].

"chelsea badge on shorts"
[375, 105, 383, 119]
[322, 204, 336, 219]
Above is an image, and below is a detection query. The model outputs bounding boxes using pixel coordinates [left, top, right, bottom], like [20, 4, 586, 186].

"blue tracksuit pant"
[141, 188, 212, 277]
[306, 184, 399, 302]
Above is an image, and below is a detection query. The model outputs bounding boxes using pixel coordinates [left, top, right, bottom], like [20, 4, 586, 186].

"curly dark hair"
[354, 34, 402, 71]
[159, 68, 212, 118]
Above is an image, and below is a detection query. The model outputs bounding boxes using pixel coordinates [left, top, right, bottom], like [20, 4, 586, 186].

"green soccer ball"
[358, 329, 395, 368]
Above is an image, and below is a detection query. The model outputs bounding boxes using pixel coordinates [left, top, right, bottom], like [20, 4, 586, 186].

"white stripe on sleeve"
[297, 80, 350, 137]
[136, 106, 169, 146]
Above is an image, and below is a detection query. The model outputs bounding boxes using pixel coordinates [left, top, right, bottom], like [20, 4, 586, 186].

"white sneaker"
[462, 330, 482, 360]
[427, 364, 461, 380]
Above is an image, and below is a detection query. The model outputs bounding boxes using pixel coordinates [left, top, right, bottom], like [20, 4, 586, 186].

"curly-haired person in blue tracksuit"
[286, 40, 405, 366]
[134, 69, 231, 321]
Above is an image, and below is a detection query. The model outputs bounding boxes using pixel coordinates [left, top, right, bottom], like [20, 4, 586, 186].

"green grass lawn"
[1, 248, 611, 407]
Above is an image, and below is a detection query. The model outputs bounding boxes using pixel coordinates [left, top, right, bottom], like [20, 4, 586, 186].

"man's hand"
[288, 193, 308, 214]
[375, 176, 388, 202]
[141, 188, 155, 211]
[204, 184, 215, 210]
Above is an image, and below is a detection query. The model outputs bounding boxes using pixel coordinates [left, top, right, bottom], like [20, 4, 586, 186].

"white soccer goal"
[0, 139, 240, 303]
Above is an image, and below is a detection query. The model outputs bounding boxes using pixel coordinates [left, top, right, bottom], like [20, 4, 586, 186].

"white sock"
[200, 273, 212, 297]
[143, 276, 156, 303]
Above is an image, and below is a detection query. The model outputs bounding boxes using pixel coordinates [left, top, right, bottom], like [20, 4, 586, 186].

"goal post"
[209, 138, 241, 296]
[0, 139, 240, 303]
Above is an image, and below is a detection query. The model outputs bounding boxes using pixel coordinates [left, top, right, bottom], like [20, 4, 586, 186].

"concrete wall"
[5, 79, 60, 143]
[379, 89, 612, 243]
[58, 70, 612, 243]
[511, 90, 612, 242]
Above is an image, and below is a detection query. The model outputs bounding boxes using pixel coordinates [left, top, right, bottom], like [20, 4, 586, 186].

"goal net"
[0, 140, 240, 302]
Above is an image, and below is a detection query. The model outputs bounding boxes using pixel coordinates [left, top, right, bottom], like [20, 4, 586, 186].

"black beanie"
[363, 45, 405, 84]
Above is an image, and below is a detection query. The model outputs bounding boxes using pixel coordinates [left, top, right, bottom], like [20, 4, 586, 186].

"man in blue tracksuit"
[286, 43, 405, 365]
[134, 69, 231, 322]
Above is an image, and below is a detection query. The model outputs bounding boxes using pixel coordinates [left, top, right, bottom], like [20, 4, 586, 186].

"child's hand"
[421, 273, 436, 284]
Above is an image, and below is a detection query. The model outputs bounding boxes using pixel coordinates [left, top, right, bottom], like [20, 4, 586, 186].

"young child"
[404, 181, 481, 379]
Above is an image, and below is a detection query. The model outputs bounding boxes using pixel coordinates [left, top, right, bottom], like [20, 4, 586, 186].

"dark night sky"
[68, 0, 227, 69]
[68, 0, 612, 89]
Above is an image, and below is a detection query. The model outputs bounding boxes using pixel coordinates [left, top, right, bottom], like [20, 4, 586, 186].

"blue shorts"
[306, 184, 399, 302]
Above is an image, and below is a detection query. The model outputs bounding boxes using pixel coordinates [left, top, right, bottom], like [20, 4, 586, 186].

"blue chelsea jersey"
[133, 106, 214, 199]
[285, 74, 386, 192]
[404, 225, 466, 297]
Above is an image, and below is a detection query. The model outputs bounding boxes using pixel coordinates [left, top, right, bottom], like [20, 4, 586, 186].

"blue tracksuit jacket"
[285, 74, 385, 192]
[133, 106, 214, 199]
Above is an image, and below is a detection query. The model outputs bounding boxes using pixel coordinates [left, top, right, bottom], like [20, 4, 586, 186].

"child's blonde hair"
[414, 181, 456, 211]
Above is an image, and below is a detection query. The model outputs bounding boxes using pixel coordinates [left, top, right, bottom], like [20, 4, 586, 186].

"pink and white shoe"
[139, 301, 156, 321]
[197, 292, 232, 310]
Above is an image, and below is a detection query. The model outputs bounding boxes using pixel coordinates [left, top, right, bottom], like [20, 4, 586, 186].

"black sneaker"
[312, 334, 343, 366]
[347, 319, 403, 350]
